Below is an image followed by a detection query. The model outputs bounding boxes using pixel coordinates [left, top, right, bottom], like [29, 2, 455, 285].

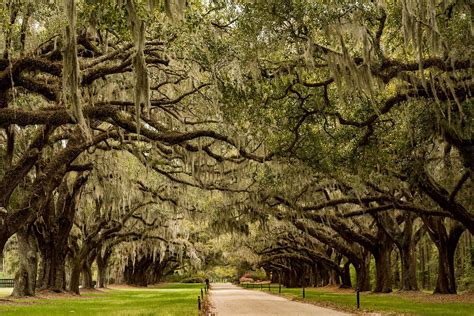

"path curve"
[210, 283, 352, 316]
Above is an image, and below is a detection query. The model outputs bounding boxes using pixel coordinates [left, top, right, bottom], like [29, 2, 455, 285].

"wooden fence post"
[302, 273, 306, 299]
[356, 288, 360, 309]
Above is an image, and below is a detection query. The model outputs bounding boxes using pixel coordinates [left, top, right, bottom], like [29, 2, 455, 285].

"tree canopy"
[0, 0, 472, 297]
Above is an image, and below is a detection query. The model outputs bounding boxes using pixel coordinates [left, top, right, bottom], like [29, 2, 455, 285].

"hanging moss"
[126, 0, 151, 135]
[62, 0, 90, 139]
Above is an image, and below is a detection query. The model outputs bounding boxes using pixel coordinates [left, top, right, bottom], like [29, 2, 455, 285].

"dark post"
[198, 296, 201, 310]
[260, 283, 263, 290]
[268, 283, 271, 291]
[302, 272, 306, 299]
[356, 288, 360, 309]
[201, 288, 204, 299]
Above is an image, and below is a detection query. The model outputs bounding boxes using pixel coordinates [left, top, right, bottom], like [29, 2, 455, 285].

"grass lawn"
[245, 284, 474, 316]
[0, 283, 204, 316]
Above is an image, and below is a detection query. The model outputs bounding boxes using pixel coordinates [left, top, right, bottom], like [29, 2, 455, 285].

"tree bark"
[424, 218, 465, 294]
[446, 224, 464, 293]
[69, 258, 82, 295]
[97, 261, 107, 288]
[377, 212, 419, 291]
[124, 258, 149, 286]
[81, 265, 94, 289]
[0, 126, 53, 253]
[12, 226, 37, 297]
[36, 175, 88, 291]
[292, 219, 369, 290]
[340, 261, 352, 288]
[399, 242, 418, 291]
[69, 241, 94, 294]
[392, 249, 400, 289]
[418, 170, 474, 234]
[426, 240, 432, 290]
[435, 237, 455, 294]
[81, 250, 97, 289]
[419, 241, 427, 289]
[96, 248, 112, 288]
[122, 253, 178, 287]
[399, 215, 420, 291]
[354, 254, 371, 291]
[329, 268, 340, 286]
[37, 248, 67, 292]
[373, 230, 393, 293]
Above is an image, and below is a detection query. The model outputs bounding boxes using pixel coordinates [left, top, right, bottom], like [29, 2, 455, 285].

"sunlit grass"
[0, 283, 204, 316]
[247, 284, 474, 316]
[0, 288, 13, 297]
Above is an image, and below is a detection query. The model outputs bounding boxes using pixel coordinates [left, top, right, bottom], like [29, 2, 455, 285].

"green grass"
[0, 283, 204, 316]
[247, 284, 474, 316]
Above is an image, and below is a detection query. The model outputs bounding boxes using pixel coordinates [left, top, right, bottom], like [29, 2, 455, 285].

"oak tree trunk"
[36, 242, 67, 290]
[81, 250, 97, 289]
[434, 239, 456, 294]
[373, 231, 393, 293]
[96, 249, 112, 288]
[69, 261, 82, 295]
[424, 218, 465, 294]
[81, 265, 94, 289]
[399, 243, 418, 291]
[12, 226, 37, 297]
[340, 261, 352, 288]
[35, 174, 87, 291]
[354, 256, 371, 291]
[37, 250, 67, 292]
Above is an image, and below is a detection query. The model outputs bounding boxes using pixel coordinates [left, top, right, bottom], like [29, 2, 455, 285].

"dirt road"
[210, 283, 352, 316]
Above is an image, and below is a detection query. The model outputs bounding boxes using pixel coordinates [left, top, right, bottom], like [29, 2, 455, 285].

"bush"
[180, 277, 205, 283]
[241, 269, 269, 282]
[163, 273, 185, 283]
[239, 276, 254, 283]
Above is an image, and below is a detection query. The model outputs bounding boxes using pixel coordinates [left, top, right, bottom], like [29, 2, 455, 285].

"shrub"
[180, 277, 205, 283]
[241, 269, 269, 282]
[239, 276, 254, 283]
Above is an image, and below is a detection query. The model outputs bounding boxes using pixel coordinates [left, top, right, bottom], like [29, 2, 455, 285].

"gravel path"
[210, 283, 352, 316]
